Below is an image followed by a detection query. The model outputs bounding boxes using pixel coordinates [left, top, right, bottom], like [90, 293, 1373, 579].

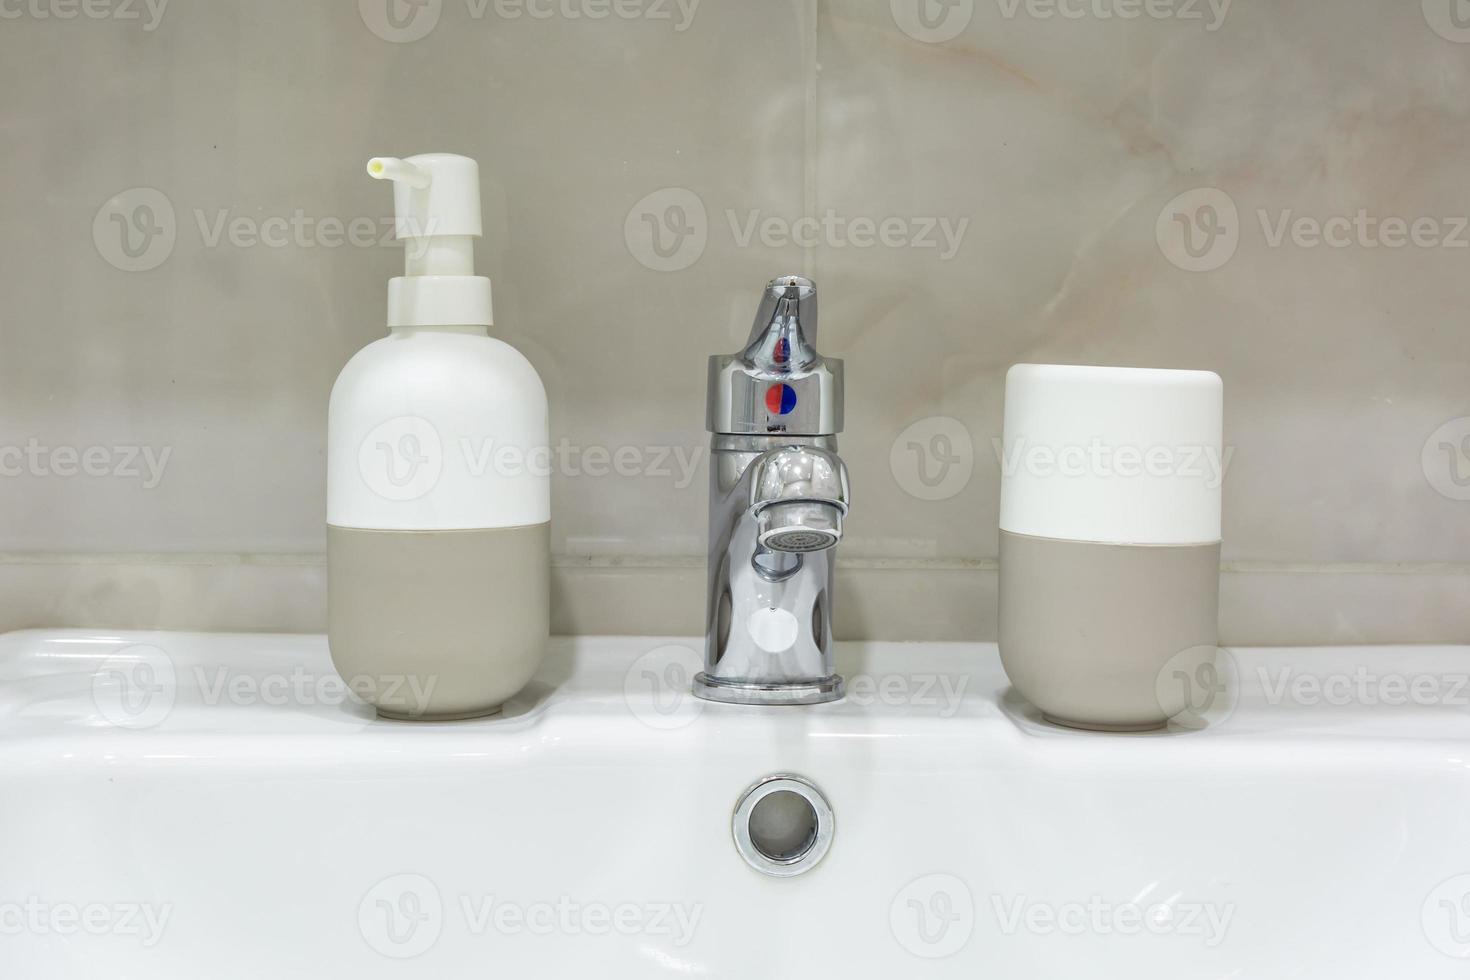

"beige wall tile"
[0, 0, 1466, 639]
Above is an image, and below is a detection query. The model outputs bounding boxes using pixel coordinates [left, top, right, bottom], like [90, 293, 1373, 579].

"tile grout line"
[0, 553, 1467, 575]
[801, 0, 820, 281]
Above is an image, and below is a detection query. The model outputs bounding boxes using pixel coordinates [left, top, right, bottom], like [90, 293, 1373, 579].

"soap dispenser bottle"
[326, 152, 549, 720]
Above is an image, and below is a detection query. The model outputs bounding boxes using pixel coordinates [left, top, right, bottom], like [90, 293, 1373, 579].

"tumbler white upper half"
[999, 364, 1224, 546]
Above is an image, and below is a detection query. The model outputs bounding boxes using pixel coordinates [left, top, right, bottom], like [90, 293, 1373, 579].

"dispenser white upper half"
[999, 364, 1224, 546]
[326, 153, 549, 532]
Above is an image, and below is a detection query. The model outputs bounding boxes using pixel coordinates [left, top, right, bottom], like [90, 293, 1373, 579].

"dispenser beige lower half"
[998, 529, 1220, 732]
[327, 523, 549, 720]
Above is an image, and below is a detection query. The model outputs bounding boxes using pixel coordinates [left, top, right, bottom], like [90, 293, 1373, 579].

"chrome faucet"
[693, 276, 849, 706]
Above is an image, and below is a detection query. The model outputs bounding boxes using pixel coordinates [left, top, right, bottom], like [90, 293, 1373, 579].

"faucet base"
[691, 672, 845, 706]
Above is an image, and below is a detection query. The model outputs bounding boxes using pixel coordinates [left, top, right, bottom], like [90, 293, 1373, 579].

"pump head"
[367, 152, 493, 328]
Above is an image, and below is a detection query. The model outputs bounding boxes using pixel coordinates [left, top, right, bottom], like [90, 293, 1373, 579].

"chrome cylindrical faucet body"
[693, 277, 849, 706]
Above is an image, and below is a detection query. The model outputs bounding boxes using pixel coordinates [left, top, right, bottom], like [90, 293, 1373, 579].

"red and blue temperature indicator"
[765, 383, 797, 416]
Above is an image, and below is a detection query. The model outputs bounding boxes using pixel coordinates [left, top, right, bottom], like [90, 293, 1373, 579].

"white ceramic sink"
[1, 629, 1468, 977]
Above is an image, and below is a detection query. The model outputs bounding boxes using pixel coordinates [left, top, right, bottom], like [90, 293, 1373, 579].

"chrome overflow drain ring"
[732, 773, 834, 877]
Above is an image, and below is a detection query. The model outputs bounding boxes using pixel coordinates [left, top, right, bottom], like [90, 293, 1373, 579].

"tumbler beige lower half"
[998, 529, 1220, 732]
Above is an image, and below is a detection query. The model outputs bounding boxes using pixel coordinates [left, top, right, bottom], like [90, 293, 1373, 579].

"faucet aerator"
[757, 501, 843, 553]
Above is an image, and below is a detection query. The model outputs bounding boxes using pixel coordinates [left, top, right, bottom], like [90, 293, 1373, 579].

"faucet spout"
[748, 445, 849, 553]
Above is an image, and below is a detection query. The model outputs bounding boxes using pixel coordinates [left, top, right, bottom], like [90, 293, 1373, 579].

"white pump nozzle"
[367, 156, 432, 189]
[368, 152, 493, 329]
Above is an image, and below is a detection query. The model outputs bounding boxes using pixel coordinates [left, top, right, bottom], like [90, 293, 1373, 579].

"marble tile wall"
[1, 0, 1465, 640]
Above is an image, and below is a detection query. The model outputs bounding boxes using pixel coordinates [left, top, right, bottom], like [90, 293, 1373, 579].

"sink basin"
[1, 629, 1467, 977]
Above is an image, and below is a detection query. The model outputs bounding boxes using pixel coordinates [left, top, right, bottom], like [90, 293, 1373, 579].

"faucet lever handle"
[707, 275, 844, 436]
[743, 275, 819, 372]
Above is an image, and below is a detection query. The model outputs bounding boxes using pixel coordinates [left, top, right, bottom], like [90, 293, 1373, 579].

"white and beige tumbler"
[997, 364, 1224, 731]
